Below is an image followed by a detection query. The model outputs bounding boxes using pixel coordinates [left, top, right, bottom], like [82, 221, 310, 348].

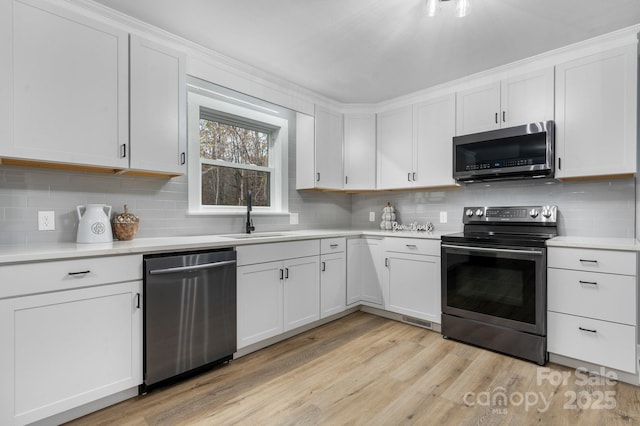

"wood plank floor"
[67, 312, 640, 425]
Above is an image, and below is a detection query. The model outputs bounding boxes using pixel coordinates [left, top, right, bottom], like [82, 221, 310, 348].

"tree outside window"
[199, 110, 275, 207]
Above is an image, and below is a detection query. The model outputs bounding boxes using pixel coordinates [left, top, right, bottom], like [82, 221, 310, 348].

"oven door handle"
[441, 244, 544, 256]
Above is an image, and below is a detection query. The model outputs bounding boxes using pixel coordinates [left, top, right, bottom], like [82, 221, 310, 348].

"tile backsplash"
[0, 164, 352, 245]
[352, 178, 636, 238]
[0, 164, 636, 245]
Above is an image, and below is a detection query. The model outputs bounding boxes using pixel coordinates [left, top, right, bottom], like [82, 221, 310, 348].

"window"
[187, 81, 289, 214]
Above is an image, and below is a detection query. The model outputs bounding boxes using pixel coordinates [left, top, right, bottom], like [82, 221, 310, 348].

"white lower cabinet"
[283, 256, 320, 331]
[547, 247, 637, 374]
[346, 238, 384, 306]
[320, 238, 346, 318]
[236, 241, 320, 349]
[383, 238, 441, 323]
[0, 256, 143, 426]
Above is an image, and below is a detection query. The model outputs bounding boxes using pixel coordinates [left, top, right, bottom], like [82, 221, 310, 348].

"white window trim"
[187, 92, 289, 215]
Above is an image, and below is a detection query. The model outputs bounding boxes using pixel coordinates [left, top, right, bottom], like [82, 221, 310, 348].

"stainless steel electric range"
[440, 205, 558, 365]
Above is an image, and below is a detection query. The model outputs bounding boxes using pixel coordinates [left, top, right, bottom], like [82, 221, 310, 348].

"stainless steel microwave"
[452, 121, 554, 183]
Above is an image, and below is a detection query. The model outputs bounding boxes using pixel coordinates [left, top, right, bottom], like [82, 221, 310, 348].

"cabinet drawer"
[548, 311, 637, 373]
[321, 238, 345, 254]
[237, 240, 320, 266]
[383, 237, 440, 256]
[0, 255, 143, 299]
[548, 268, 636, 325]
[548, 247, 636, 275]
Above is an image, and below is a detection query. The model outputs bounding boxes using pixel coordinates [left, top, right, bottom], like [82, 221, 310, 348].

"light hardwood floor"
[67, 312, 640, 425]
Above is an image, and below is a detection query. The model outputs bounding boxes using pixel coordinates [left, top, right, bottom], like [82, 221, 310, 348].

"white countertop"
[546, 236, 640, 251]
[1, 230, 637, 265]
[0, 229, 449, 265]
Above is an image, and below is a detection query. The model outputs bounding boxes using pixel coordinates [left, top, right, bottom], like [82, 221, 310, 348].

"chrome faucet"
[246, 190, 255, 234]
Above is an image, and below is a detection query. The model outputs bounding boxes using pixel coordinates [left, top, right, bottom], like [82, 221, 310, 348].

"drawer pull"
[406, 244, 418, 249]
[330, 244, 339, 248]
[579, 259, 598, 264]
[578, 326, 597, 334]
[321, 261, 326, 272]
[579, 280, 598, 286]
[68, 270, 91, 276]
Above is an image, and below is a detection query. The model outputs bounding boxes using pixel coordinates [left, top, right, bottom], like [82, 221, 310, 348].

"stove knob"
[542, 207, 553, 219]
[475, 209, 484, 217]
[529, 209, 539, 218]
[465, 209, 474, 217]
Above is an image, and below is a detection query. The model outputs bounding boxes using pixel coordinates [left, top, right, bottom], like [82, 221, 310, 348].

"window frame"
[187, 91, 289, 215]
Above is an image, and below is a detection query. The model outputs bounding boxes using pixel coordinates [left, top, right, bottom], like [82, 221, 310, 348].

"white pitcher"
[76, 204, 113, 243]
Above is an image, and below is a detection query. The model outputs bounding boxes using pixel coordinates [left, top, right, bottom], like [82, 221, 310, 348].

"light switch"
[439, 211, 447, 223]
[369, 212, 375, 222]
[289, 212, 299, 225]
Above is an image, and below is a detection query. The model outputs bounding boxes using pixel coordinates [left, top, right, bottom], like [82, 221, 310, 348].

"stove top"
[442, 205, 558, 247]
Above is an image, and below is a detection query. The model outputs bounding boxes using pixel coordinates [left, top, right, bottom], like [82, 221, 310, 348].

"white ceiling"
[93, 0, 640, 104]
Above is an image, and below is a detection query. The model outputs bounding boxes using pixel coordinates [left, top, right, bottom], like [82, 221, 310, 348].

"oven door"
[441, 242, 546, 335]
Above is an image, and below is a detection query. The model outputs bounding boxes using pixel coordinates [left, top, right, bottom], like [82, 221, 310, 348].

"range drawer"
[548, 247, 636, 275]
[383, 237, 440, 256]
[547, 311, 637, 373]
[548, 268, 636, 325]
[321, 238, 345, 254]
[0, 255, 143, 299]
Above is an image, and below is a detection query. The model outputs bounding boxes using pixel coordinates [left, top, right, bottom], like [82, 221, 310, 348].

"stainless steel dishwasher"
[142, 248, 236, 392]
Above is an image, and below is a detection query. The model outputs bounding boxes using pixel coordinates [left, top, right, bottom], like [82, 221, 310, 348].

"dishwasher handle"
[148, 259, 237, 275]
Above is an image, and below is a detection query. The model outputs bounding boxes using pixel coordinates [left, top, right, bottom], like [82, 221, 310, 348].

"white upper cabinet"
[129, 35, 186, 175]
[314, 106, 344, 189]
[413, 94, 456, 188]
[6, 0, 129, 168]
[554, 45, 637, 179]
[377, 105, 414, 189]
[456, 68, 554, 135]
[456, 81, 501, 135]
[296, 106, 344, 190]
[344, 113, 376, 190]
[501, 68, 554, 128]
[377, 97, 456, 189]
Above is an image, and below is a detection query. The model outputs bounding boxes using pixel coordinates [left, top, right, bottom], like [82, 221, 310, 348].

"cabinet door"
[9, 0, 129, 168]
[555, 45, 637, 178]
[384, 252, 441, 323]
[314, 106, 344, 189]
[295, 112, 316, 189]
[0, 281, 142, 426]
[0, 0, 11, 152]
[377, 106, 413, 189]
[360, 238, 384, 305]
[346, 239, 363, 305]
[284, 256, 320, 331]
[501, 67, 554, 128]
[455, 81, 501, 135]
[130, 35, 186, 175]
[344, 113, 376, 190]
[414, 94, 456, 187]
[320, 252, 346, 318]
[237, 261, 283, 348]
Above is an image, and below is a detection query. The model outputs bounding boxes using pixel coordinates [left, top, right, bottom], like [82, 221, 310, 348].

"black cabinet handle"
[494, 112, 498, 124]
[316, 172, 320, 182]
[135, 293, 141, 309]
[180, 152, 186, 165]
[407, 172, 411, 182]
[68, 270, 91, 276]
[120, 144, 127, 158]
[579, 259, 598, 264]
[558, 157, 562, 170]
[321, 261, 326, 272]
[385, 258, 389, 267]
[280, 269, 284, 280]
[579, 326, 597, 333]
[502, 111, 506, 122]
[579, 280, 598, 286]
[285, 268, 289, 279]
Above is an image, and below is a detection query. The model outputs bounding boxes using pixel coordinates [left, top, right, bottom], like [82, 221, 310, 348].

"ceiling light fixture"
[424, 0, 471, 18]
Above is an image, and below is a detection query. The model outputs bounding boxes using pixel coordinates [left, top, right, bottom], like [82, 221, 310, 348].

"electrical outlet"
[439, 211, 447, 224]
[369, 211, 375, 222]
[38, 211, 55, 231]
[289, 212, 299, 225]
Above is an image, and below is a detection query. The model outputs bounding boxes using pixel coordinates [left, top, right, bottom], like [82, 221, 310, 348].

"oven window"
[446, 252, 536, 324]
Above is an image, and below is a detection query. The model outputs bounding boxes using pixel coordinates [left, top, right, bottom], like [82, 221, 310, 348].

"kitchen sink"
[218, 232, 295, 239]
